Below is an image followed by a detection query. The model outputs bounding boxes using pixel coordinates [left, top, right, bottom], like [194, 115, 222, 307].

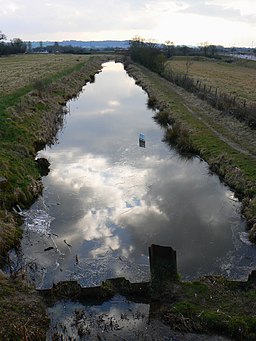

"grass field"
[166, 56, 256, 105]
[0, 54, 91, 96]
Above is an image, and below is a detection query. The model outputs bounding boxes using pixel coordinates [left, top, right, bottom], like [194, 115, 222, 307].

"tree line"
[0, 31, 93, 55]
[129, 37, 166, 73]
[0, 31, 27, 55]
[32, 41, 92, 54]
[128, 37, 256, 128]
[128, 37, 224, 74]
[0, 31, 117, 56]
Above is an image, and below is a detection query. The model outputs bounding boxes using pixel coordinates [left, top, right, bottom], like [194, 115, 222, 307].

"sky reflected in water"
[20, 62, 256, 288]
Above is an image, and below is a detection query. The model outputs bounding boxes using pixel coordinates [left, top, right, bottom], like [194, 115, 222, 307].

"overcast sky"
[1, 0, 255, 47]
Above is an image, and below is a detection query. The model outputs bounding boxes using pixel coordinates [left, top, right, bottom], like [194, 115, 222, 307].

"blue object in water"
[139, 133, 145, 141]
[139, 133, 145, 148]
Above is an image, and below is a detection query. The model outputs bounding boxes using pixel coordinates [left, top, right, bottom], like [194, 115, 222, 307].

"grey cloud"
[0, 0, 157, 38]
[178, 0, 256, 24]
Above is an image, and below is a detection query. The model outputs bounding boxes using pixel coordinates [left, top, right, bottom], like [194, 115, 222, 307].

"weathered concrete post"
[149, 244, 178, 285]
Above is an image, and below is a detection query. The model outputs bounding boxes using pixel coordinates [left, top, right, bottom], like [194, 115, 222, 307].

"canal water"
[16, 61, 256, 290]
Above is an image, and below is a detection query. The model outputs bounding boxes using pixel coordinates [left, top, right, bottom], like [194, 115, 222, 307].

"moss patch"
[157, 276, 256, 340]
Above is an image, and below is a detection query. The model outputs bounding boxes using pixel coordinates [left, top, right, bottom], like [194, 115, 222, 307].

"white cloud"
[176, 0, 256, 23]
[0, 2, 19, 15]
[108, 100, 120, 107]
[0, 0, 158, 40]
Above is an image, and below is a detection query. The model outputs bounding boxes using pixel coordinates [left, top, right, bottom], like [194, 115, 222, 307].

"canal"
[15, 61, 256, 291]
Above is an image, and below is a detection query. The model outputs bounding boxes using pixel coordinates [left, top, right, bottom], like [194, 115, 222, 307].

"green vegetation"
[0, 34, 27, 55]
[129, 37, 166, 74]
[153, 109, 174, 127]
[156, 276, 256, 340]
[0, 272, 49, 340]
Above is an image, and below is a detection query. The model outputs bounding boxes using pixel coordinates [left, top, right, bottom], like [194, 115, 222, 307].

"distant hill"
[30, 40, 130, 50]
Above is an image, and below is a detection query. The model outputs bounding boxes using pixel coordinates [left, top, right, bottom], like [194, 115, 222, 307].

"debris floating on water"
[64, 240, 72, 248]
[44, 247, 54, 252]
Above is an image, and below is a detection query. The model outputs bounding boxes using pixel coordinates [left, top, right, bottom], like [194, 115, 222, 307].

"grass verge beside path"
[125, 62, 256, 240]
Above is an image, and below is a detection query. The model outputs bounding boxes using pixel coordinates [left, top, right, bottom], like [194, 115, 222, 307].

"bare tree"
[11, 38, 27, 53]
[165, 40, 174, 58]
[208, 45, 217, 57]
[0, 30, 7, 41]
[199, 41, 210, 56]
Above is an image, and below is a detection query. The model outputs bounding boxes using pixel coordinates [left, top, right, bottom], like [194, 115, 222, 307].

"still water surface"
[19, 62, 256, 289]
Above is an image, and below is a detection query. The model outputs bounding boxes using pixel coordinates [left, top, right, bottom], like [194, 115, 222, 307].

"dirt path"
[182, 100, 256, 159]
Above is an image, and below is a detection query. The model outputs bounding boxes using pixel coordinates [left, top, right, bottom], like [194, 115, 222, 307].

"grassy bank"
[0, 271, 49, 340]
[0, 54, 113, 258]
[154, 275, 256, 340]
[125, 61, 256, 240]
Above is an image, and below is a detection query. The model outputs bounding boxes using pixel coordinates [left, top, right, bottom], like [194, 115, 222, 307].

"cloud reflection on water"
[41, 141, 240, 280]
[22, 61, 250, 287]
